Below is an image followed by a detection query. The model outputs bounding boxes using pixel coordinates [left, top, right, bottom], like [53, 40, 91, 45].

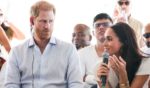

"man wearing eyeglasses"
[78, 13, 113, 88]
[113, 0, 143, 47]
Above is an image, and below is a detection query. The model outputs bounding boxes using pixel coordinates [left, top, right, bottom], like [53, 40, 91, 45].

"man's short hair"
[74, 24, 91, 35]
[93, 13, 113, 23]
[30, 1, 56, 17]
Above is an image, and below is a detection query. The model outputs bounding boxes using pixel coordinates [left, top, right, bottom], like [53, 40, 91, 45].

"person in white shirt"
[141, 23, 150, 55]
[78, 13, 113, 88]
[141, 23, 150, 88]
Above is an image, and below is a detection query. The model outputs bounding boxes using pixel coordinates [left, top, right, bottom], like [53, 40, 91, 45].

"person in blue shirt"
[5, 1, 83, 88]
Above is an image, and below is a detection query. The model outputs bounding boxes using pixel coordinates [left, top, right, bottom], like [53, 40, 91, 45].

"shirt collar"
[28, 36, 57, 48]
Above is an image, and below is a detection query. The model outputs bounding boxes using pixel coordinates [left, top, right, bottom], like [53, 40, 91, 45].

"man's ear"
[30, 16, 34, 25]
[92, 30, 95, 36]
[89, 35, 92, 41]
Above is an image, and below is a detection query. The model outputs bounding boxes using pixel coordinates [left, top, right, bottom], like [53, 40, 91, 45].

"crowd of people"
[0, 0, 150, 88]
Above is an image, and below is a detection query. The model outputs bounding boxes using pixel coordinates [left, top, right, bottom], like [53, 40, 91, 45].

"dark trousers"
[91, 84, 97, 88]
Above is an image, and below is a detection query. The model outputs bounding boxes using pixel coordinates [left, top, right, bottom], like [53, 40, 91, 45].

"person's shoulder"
[79, 45, 94, 51]
[55, 38, 75, 50]
[55, 38, 74, 47]
[78, 45, 95, 54]
[129, 17, 143, 25]
[136, 57, 150, 75]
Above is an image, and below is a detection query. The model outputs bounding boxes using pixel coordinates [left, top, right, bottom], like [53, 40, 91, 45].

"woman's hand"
[0, 26, 11, 52]
[109, 55, 128, 84]
[97, 63, 110, 87]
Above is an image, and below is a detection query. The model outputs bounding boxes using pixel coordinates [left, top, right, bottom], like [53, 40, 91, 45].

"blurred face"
[104, 28, 122, 56]
[72, 28, 91, 49]
[117, 0, 130, 15]
[143, 24, 150, 47]
[33, 10, 54, 40]
[93, 19, 112, 43]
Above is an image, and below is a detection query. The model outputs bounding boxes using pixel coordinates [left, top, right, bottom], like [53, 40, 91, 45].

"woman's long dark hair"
[111, 22, 143, 85]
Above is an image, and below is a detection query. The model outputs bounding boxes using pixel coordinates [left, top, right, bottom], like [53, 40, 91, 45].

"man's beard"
[75, 41, 91, 50]
[75, 44, 81, 50]
[146, 41, 150, 48]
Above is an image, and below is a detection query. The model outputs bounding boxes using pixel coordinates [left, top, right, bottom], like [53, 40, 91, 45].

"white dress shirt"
[5, 37, 83, 88]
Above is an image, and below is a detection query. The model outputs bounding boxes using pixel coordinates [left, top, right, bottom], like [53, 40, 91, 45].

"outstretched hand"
[109, 55, 128, 84]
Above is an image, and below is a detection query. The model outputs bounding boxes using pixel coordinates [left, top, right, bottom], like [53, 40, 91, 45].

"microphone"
[100, 49, 109, 88]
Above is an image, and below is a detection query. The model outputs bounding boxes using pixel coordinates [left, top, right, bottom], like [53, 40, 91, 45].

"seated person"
[140, 23, 150, 88]
[141, 23, 150, 55]
[72, 23, 92, 50]
[78, 13, 113, 88]
[97, 22, 150, 88]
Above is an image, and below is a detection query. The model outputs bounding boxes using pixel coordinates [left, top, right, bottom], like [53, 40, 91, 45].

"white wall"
[0, 0, 150, 45]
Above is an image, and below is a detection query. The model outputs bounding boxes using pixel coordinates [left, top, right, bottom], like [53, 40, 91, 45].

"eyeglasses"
[143, 33, 150, 38]
[118, 1, 130, 6]
[94, 22, 111, 28]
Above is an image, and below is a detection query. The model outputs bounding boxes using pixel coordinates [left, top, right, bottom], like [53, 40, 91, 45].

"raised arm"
[0, 26, 11, 52]
[8, 22, 25, 40]
[109, 55, 149, 88]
